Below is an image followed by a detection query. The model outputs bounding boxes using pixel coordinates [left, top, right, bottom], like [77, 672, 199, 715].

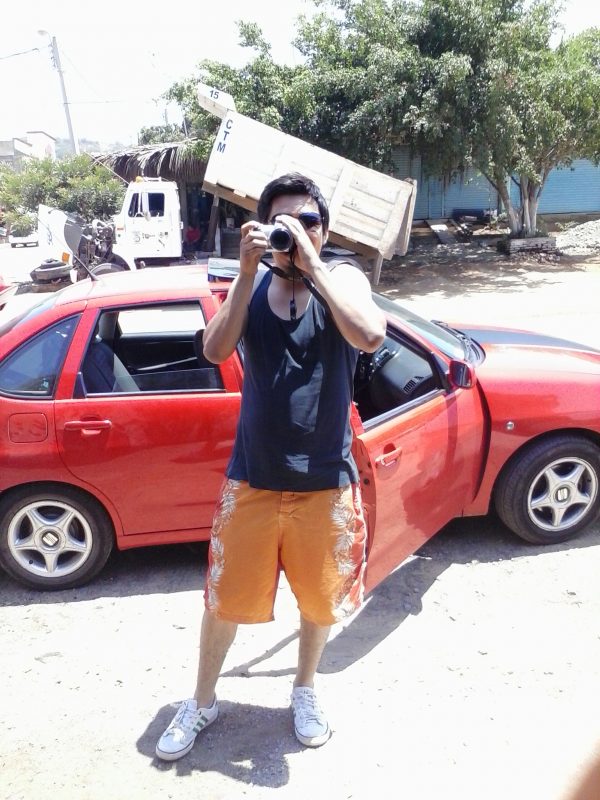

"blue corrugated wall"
[509, 159, 600, 214]
[393, 147, 600, 219]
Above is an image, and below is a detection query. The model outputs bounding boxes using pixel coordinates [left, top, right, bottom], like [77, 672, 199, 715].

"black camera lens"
[269, 226, 293, 252]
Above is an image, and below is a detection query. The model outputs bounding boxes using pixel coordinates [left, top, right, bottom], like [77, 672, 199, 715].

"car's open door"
[352, 383, 486, 594]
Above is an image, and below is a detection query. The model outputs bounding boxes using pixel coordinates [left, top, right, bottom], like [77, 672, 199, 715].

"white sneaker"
[291, 687, 331, 747]
[155, 697, 218, 761]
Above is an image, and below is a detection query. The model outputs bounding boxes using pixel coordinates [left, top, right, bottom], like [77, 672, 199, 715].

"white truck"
[34, 177, 185, 283]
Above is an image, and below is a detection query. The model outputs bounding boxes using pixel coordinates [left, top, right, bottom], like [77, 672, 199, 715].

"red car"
[0, 265, 598, 591]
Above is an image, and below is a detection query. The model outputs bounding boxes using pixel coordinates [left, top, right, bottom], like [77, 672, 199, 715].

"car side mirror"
[448, 360, 475, 389]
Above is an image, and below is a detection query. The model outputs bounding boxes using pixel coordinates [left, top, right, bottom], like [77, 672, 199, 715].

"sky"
[1, 0, 599, 149]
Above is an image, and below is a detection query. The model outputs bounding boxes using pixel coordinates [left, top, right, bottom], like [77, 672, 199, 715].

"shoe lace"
[294, 691, 323, 724]
[168, 701, 198, 735]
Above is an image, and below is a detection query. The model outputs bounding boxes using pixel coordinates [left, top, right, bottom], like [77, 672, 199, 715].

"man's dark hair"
[257, 173, 330, 231]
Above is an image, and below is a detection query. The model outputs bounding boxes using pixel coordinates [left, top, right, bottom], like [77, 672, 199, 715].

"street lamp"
[37, 30, 79, 155]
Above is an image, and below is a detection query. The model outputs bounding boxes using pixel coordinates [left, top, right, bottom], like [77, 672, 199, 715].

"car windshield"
[373, 293, 467, 360]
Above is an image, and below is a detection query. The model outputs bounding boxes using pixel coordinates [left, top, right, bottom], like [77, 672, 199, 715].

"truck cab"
[113, 178, 183, 262]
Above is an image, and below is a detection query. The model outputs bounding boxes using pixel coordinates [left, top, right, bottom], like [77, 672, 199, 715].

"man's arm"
[309, 261, 387, 353]
[275, 214, 386, 353]
[202, 223, 268, 364]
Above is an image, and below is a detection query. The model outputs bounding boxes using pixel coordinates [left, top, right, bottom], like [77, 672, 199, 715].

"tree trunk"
[519, 176, 544, 236]
[496, 178, 521, 236]
[520, 177, 531, 236]
[526, 194, 539, 236]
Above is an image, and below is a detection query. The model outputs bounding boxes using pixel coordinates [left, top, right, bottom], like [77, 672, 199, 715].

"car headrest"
[97, 311, 119, 341]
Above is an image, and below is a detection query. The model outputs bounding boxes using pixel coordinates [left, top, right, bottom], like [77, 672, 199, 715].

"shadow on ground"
[139, 699, 302, 787]
[0, 541, 209, 606]
[376, 241, 600, 301]
[218, 516, 600, 679]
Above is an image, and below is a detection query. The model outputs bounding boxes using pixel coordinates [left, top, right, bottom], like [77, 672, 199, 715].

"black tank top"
[226, 270, 359, 491]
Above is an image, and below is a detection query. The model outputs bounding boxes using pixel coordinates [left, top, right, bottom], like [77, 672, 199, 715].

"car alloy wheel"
[495, 435, 600, 544]
[8, 499, 93, 576]
[526, 456, 598, 532]
[0, 486, 113, 590]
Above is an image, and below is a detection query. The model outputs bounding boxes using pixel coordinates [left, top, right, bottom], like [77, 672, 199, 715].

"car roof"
[53, 265, 217, 308]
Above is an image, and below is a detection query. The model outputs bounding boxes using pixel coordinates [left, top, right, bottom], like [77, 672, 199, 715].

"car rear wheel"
[0, 486, 114, 590]
[495, 435, 600, 544]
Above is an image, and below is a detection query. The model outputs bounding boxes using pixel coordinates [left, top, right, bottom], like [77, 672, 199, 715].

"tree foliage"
[0, 155, 125, 222]
[162, 21, 315, 161]
[138, 123, 187, 145]
[405, 0, 600, 234]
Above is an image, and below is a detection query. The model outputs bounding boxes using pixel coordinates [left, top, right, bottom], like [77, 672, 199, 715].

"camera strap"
[260, 257, 363, 317]
[261, 259, 327, 317]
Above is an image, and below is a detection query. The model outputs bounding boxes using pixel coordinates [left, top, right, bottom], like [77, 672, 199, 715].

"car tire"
[0, 485, 114, 590]
[494, 435, 600, 544]
[10, 243, 16, 248]
[30, 260, 72, 283]
[91, 262, 127, 276]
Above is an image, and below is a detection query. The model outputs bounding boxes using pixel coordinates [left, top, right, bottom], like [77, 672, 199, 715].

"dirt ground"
[1, 240, 600, 800]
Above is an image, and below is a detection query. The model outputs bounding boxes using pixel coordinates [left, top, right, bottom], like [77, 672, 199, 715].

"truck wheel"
[30, 260, 72, 283]
[91, 262, 127, 276]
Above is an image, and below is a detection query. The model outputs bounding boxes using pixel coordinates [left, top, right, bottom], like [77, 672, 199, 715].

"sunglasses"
[270, 211, 322, 230]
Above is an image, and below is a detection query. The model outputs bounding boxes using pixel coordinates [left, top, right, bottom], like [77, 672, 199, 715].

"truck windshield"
[127, 192, 165, 217]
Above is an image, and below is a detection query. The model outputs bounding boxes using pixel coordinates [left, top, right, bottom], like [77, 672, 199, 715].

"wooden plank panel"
[204, 111, 416, 263]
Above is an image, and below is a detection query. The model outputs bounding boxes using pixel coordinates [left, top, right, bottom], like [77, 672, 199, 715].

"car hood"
[455, 325, 600, 436]
[461, 326, 600, 377]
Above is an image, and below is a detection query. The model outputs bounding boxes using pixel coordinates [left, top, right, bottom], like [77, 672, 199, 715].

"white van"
[8, 230, 38, 248]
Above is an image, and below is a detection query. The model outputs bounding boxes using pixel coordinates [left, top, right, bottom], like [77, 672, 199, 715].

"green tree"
[138, 123, 186, 145]
[405, 0, 600, 235]
[294, 0, 600, 235]
[0, 154, 125, 221]
[159, 21, 314, 162]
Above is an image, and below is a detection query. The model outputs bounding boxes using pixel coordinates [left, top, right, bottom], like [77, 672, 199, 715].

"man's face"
[267, 194, 327, 268]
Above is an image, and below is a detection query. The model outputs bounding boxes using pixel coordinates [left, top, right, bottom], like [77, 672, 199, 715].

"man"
[156, 173, 386, 761]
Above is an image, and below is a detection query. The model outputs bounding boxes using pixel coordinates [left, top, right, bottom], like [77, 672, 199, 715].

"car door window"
[354, 331, 441, 425]
[0, 315, 79, 398]
[80, 302, 223, 395]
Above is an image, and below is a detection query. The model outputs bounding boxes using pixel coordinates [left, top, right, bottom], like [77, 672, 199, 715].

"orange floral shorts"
[204, 479, 367, 626]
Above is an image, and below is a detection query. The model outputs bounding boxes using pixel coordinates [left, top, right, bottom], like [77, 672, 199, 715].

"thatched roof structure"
[98, 140, 207, 183]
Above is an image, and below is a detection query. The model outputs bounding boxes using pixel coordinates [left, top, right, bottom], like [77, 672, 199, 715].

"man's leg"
[294, 616, 330, 688]
[291, 616, 332, 747]
[194, 608, 238, 706]
[156, 609, 237, 761]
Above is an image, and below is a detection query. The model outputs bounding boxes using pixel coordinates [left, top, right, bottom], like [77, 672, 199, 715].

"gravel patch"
[555, 219, 600, 255]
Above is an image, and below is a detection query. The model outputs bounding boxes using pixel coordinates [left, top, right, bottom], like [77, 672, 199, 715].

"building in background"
[0, 131, 56, 171]
[393, 146, 600, 221]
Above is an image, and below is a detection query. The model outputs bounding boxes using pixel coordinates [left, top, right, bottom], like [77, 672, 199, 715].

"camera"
[256, 223, 294, 252]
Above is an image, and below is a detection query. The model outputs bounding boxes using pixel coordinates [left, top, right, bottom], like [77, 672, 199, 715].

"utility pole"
[38, 31, 79, 155]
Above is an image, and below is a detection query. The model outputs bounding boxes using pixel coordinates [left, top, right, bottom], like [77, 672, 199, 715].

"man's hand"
[272, 214, 322, 275]
[240, 221, 269, 276]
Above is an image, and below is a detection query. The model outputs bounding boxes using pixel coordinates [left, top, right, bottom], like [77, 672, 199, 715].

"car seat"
[82, 311, 139, 393]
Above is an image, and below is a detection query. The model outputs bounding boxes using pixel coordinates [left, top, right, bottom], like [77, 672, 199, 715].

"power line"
[0, 47, 39, 61]
[60, 47, 105, 101]
[68, 98, 161, 105]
